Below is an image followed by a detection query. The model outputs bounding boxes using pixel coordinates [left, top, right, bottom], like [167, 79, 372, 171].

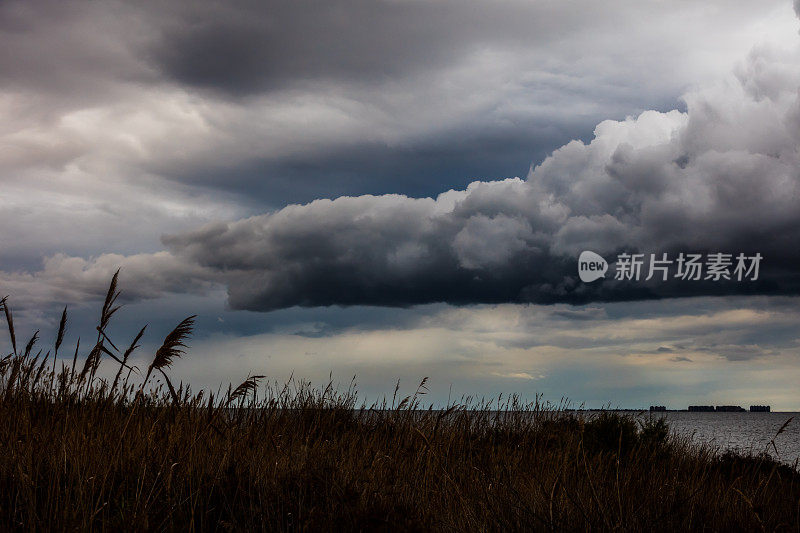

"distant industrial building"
[688, 405, 715, 412]
[687, 405, 767, 412]
[649, 406, 666, 412]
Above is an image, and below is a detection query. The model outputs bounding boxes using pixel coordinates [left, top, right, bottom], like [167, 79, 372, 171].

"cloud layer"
[114, 297, 800, 408]
[1, 1, 799, 410]
[153, 43, 800, 310]
[1, 0, 798, 312]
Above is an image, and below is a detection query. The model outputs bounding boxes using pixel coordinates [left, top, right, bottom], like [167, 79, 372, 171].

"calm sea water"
[632, 411, 800, 464]
[366, 409, 799, 464]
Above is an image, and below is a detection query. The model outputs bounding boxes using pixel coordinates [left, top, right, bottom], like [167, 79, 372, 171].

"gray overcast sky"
[1, 0, 799, 408]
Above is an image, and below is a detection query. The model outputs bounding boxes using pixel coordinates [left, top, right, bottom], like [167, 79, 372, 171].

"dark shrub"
[583, 412, 639, 456]
[639, 416, 669, 448]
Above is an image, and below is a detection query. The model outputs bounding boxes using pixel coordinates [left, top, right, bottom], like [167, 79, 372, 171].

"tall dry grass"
[0, 274, 798, 531]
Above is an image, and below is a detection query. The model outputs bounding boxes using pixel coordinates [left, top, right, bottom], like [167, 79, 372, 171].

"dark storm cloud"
[134, 0, 704, 206]
[146, 0, 614, 97]
[6, 36, 800, 312]
[157, 45, 800, 311]
[176, 121, 588, 205]
[149, 0, 473, 96]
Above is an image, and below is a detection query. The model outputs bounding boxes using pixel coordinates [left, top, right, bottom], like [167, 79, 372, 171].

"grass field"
[1, 274, 798, 531]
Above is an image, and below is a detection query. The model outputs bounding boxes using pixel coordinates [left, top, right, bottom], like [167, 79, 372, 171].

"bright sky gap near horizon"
[1, 0, 800, 408]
